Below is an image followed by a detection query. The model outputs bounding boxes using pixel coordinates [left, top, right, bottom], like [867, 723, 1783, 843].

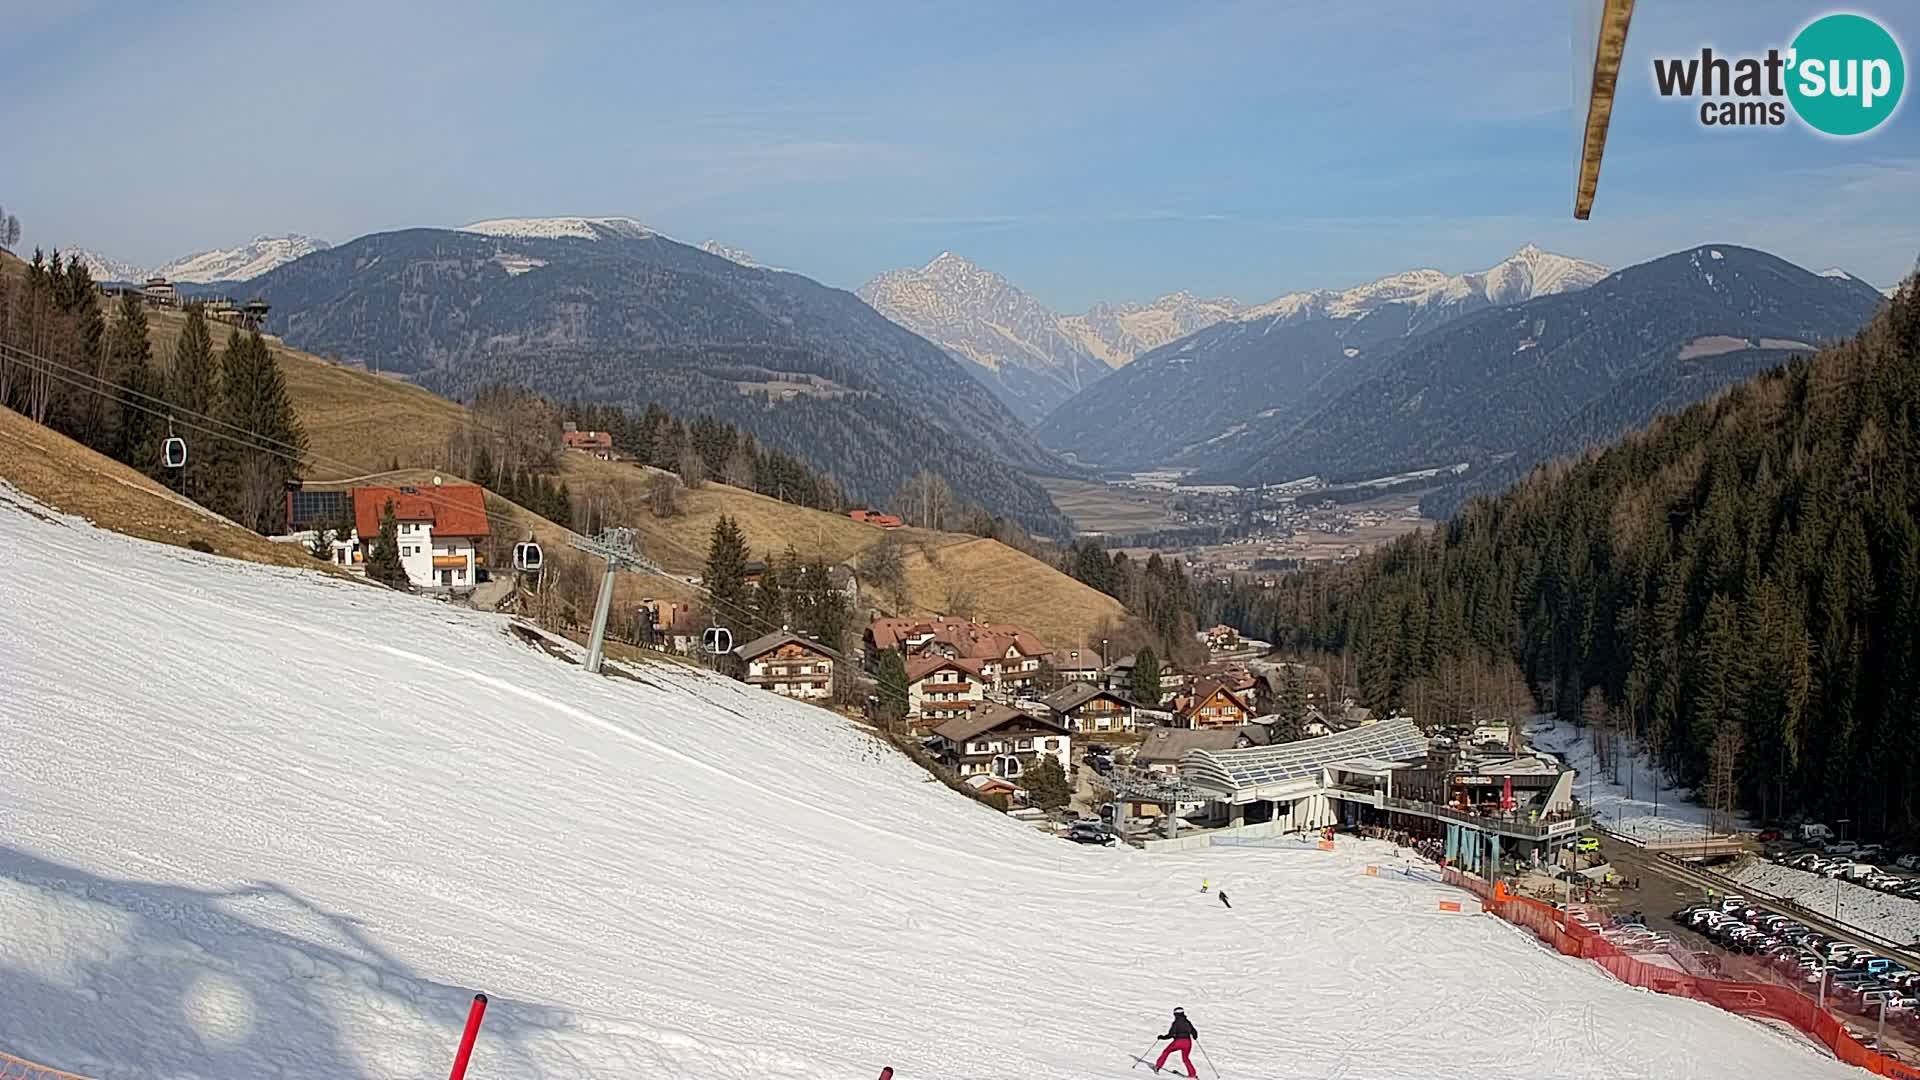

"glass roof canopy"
[1182, 717, 1428, 794]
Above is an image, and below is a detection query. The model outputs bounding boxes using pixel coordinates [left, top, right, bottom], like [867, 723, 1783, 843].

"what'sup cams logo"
[1652, 12, 1905, 136]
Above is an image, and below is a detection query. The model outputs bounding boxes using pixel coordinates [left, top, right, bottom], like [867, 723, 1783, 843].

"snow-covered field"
[0, 494, 1857, 1080]
[1527, 717, 1752, 841]
[1728, 860, 1920, 946]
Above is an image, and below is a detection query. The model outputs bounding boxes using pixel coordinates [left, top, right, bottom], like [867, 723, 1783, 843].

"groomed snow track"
[0, 488, 1865, 1080]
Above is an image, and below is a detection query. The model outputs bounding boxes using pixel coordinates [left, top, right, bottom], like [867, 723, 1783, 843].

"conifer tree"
[875, 648, 910, 724]
[167, 304, 219, 422]
[106, 290, 157, 472]
[365, 501, 410, 588]
[1021, 754, 1072, 811]
[753, 549, 787, 628]
[705, 514, 750, 620]
[1129, 647, 1162, 706]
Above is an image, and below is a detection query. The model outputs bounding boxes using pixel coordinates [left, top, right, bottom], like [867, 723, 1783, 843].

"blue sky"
[3, 0, 1916, 310]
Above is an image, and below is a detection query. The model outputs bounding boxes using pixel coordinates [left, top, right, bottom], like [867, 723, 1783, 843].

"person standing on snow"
[1152, 1007, 1200, 1077]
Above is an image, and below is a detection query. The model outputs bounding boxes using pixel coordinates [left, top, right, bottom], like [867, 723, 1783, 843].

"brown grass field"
[1035, 476, 1178, 534]
[0, 404, 358, 577]
[125, 306, 1130, 645]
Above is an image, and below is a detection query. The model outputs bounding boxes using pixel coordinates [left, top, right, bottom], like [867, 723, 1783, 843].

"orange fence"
[0, 1050, 96, 1080]
[1461, 878, 1920, 1079]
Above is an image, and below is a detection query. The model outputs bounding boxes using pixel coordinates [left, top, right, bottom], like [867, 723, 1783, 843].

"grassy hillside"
[0, 404, 355, 577]
[135, 308, 1130, 646]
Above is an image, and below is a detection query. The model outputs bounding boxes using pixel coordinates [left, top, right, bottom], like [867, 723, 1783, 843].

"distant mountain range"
[1206, 245, 1887, 516]
[858, 253, 1242, 424]
[242, 218, 1074, 534]
[1037, 244, 1608, 471]
[67, 234, 330, 285]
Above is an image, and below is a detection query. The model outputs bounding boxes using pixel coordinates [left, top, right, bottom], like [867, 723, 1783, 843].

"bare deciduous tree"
[650, 471, 687, 517]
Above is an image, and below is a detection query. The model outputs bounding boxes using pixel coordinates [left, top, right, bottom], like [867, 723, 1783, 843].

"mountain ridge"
[1212, 244, 1887, 508]
[242, 226, 1075, 534]
[1038, 244, 1607, 470]
[66, 234, 330, 284]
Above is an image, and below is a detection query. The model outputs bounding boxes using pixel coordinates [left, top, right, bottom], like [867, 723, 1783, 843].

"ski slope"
[0, 489, 1857, 1080]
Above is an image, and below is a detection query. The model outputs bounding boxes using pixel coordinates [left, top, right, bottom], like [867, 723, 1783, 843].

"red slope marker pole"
[449, 992, 489, 1080]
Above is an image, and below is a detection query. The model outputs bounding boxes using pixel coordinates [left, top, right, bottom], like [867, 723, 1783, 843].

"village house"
[1052, 648, 1105, 684]
[1040, 683, 1141, 735]
[561, 425, 615, 460]
[1254, 662, 1331, 714]
[927, 703, 1071, 780]
[734, 631, 842, 701]
[1203, 624, 1240, 652]
[1174, 676, 1253, 731]
[142, 276, 177, 308]
[313, 482, 490, 591]
[846, 509, 904, 529]
[904, 655, 990, 725]
[866, 616, 1051, 693]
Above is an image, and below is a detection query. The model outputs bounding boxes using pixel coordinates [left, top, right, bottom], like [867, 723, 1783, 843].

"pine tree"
[213, 329, 306, 532]
[1021, 753, 1072, 811]
[800, 559, 851, 652]
[705, 514, 750, 620]
[753, 550, 787, 628]
[165, 304, 220, 502]
[365, 501, 410, 588]
[1129, 647, 1162, 705]
[1277, 666, 1307, 725]
[106, 290, 157, 472]
[472, 444, 496, 491]
[876, 648, 910, 724]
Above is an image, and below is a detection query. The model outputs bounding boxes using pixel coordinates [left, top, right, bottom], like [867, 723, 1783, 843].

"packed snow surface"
[1527, 716, 1750, 841]
[1728, 860, 1920, 946]
[0, 495, 1856, 1080]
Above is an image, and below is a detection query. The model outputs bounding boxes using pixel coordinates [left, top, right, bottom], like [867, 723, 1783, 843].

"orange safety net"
[1457, 879, 1920, 1079]
[0, 1051, 96, 1080]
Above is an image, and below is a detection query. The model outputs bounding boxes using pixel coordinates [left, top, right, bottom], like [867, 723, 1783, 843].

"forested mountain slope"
[245, 226, 1071, 534]
[1217, 246, 1884, 494]
[1210, 277, 1920, 833]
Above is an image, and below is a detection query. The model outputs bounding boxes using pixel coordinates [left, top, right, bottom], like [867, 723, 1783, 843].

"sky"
[2, 0, 1917, 311]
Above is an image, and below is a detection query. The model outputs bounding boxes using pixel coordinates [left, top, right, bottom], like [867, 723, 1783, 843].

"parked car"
[1896, 854, 1920, 871]
[1827, 841, 1861, 857]
[1758, 828, 1784, 842]
[1857, 844, 1887, 863]
[1065, 821, 1116, 846]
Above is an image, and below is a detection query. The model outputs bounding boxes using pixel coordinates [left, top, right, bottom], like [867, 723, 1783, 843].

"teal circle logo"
[1787, 13, 1905, 136]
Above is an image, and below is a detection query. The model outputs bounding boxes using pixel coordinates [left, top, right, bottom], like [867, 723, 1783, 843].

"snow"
[1818, 267, 1852, 280]
[1237, 246, 1605, 327]
[458, 217, 652, 241]
[1710, 249, 1725, 261]
[0, 495, 1860, 1080]
[1527, 717, 1750, 842]
[60, 236, 328, 285]
[1726, 861, 1920, 946]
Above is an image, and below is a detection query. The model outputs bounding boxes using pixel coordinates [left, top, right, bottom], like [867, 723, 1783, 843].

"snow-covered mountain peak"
[1240, 246, 1605, 327]
[459, 216, 653, 241]
[60, 234, 329, 284]
[1819, 267, 1854, 280]
[160, 234, 330, 283]
[65, 249, 148, 284]
[700, 240, 760, 267]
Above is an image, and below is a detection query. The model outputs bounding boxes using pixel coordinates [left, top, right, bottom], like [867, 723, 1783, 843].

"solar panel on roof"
[1185, 718, 1428, 792]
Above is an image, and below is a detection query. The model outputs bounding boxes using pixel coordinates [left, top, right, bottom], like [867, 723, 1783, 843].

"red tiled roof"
[1178, 677, 1251, 720]
[904, 654, 990, 683]
[352, 484, 491, 541]
[867, 616, 1050, 660]
[564, 430, 613, 449]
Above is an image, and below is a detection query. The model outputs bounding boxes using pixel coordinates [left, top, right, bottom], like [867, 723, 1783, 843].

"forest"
[1200, 279, 1920, 836]
[0, 249, 306, 534]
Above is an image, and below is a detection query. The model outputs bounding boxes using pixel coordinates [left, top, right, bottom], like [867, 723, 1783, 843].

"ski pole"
[1130, 1038, 1161, 1069]
[1195, 1038, 1222, 1080]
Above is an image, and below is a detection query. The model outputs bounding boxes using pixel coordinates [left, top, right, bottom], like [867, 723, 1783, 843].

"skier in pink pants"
[1152, 1007, 1199, 1077]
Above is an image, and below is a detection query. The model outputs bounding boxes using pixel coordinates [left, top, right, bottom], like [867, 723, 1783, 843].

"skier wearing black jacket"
[1151, 1008, 1199, 1077]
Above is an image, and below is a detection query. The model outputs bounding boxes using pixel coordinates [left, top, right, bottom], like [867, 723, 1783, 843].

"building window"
[1016, 738, 1032, 751]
